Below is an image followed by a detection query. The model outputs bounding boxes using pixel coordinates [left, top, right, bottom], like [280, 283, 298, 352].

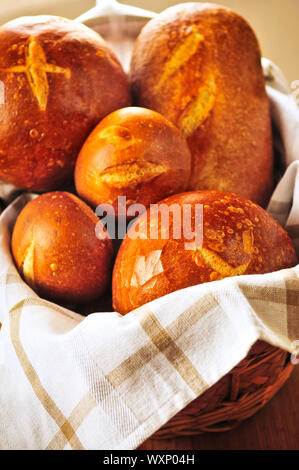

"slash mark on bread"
[157, 26, 204, 89]
[22, 238, 35, 286]
[154, 25, 216, 137]
[98, 125, 137, 149]
[179, 77, 216, 137]
[0, 37, 71, 110]
[195, 229, 254, 279]
[98, 161, 168, 188]
[131, 250, 163, 287]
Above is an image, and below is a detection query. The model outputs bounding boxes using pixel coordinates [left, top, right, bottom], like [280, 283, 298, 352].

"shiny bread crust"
[130, 3, 273, 207]
[75, 107, 191, 213]
[112, 191, 297, 314]
[0, 15, 131, 191]
[12, 191, 114, 305]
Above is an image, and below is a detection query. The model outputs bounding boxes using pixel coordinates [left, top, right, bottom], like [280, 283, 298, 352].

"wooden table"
[140, 365, 299, 450]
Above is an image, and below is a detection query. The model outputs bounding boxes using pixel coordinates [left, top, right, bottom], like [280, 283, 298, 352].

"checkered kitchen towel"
[0, 60, 299, 450]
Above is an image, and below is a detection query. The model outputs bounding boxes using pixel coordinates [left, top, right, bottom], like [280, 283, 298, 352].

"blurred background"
[0, 0, 298, 86]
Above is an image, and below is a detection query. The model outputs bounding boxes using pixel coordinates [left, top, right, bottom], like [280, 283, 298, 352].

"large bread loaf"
[130, 3, 273, 207]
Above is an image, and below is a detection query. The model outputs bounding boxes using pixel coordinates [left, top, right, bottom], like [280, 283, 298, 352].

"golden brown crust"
[12, 191, 114, 305]
[0, 16, 131, 191]
[130, 3, 273, 207]
[112, 191, 297, 314]
[75, 107, 191, 214]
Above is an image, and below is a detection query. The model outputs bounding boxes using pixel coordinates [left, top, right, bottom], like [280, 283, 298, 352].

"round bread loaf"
[12, 192, 114, 305]
[75, 107, 191, 214]
[0, 16, 131, 191]
[130, 3, 273, 207]
[112, 191, 297, 314]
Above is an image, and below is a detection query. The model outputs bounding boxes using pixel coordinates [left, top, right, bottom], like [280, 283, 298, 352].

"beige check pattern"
[0, 62, 299, 450]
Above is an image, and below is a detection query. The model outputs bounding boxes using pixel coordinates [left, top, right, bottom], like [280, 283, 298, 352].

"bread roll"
[112, 191, 297, 314]
[75, 107, 191, 214]
[0, 16, 131, 191]
[12, 192, 113, 305]
[130, 3, 273, 207]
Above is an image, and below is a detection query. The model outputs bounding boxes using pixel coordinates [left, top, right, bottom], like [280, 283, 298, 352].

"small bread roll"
[112, 191, 297, 314]
[130, 3, 273, 207]
[12, 192, 113, 305]
[75, 107, 191, 214]
[0, 16, 131, 191]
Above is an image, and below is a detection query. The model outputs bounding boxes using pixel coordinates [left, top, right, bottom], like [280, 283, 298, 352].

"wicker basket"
[154, 340, 293, 438]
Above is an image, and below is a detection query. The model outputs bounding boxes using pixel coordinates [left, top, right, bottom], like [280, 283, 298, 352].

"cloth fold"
[0, 61, 299, 450]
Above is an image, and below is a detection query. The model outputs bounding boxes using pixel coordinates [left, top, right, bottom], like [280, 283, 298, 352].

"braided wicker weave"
[154, 341, 293, 438]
